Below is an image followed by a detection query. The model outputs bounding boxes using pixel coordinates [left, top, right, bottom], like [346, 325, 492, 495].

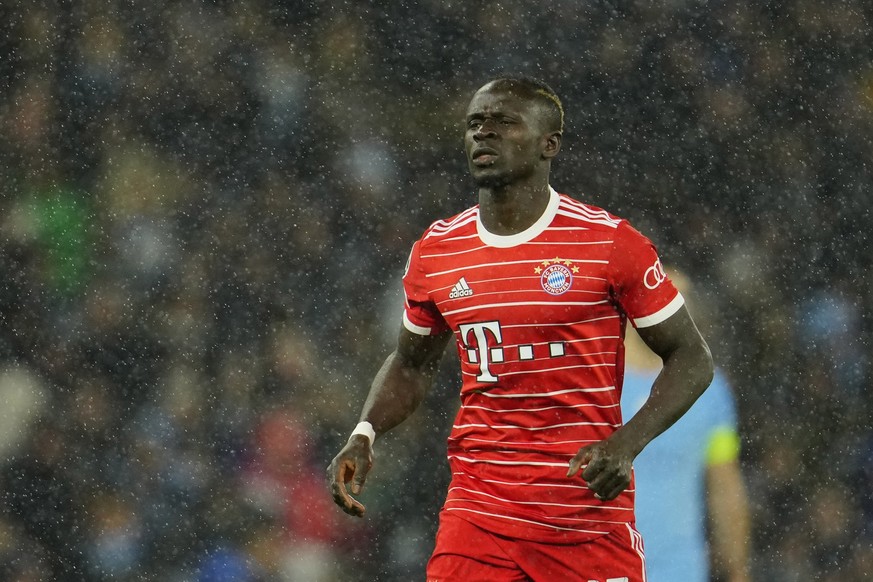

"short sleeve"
[401, 239, 449, 336]
[607, 221, 684, 328]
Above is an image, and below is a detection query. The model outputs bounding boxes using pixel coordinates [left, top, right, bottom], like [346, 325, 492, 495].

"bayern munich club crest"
[535, 257, 579, 295]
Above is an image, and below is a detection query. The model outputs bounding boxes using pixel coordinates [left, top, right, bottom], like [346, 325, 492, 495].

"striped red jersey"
[402, 187, 684, 544]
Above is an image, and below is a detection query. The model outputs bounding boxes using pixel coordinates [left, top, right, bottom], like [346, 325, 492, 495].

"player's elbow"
[670, 332, 714, 395]
[693, 337, 715, 392]
[662, 334, 713, 398]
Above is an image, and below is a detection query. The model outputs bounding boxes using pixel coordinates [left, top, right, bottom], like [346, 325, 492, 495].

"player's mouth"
[472, 148, 499, 166]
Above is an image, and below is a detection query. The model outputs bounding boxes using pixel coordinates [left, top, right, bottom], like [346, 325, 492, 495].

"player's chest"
[425, 248, 613, 328]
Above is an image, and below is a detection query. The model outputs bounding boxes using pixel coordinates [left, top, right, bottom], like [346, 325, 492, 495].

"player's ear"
[542, 131, 562, 160]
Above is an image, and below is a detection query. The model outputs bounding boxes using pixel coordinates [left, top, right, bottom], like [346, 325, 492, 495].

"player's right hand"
[327, 435, 373, 517]
[567, 436, 634, 501]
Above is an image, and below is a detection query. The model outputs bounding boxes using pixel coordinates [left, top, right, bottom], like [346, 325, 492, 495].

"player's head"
[464, 76, 564, 188]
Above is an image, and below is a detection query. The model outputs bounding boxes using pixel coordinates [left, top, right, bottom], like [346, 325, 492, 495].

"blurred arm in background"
[705, 427, 751, 582]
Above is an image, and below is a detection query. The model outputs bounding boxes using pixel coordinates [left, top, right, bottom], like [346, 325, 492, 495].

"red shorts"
[426, 513, 647, 582]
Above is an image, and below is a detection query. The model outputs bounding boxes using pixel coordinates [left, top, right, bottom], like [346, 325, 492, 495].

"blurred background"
[1, 0, 872, 580]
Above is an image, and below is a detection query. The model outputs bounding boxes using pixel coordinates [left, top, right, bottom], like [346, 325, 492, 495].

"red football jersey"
[402, 188, 683, 544]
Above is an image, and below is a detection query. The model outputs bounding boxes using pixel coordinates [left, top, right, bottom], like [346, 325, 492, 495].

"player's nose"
[474, 119, 498, 140]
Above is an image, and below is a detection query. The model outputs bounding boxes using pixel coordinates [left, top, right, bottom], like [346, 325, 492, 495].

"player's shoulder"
[418, 204, 480, 247]
[555, 192, 661, 252]
[554, 191, 625, 231]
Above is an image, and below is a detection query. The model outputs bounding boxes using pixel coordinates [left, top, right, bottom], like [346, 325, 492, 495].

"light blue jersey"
[621, 368, 738, 582]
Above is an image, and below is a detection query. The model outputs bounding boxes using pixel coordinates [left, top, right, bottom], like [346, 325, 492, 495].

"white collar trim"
[477, 186, 560, 248]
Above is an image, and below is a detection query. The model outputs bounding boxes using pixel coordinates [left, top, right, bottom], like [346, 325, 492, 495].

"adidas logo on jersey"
[449, 277, 474, 299]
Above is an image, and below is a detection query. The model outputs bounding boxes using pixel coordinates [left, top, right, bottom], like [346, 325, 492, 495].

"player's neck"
[478, 181, 551, 236]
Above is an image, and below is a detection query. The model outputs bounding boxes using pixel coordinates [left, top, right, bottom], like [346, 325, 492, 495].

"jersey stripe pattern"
[402, 187, 683, 544]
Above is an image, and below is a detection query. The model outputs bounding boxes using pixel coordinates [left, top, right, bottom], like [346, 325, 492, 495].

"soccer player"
[621, 270, 750, 582]
[328, 76, 715, 581]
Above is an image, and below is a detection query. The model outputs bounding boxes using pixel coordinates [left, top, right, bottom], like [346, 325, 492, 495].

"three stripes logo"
[449, 277, 474, 299]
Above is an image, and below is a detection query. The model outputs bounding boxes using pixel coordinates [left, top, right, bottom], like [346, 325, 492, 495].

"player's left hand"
[567, 437, 634, 501]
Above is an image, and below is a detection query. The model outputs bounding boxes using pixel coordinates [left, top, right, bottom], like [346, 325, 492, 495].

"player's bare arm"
[327, 327, 452, 517]
[568, 305, 714, 500]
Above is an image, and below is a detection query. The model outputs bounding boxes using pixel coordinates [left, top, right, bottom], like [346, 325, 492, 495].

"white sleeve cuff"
[633, 293, 685, 328]
[403, 311, 432, 335]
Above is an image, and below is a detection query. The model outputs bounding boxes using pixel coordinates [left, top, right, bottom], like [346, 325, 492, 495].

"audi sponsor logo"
[644, 259, 667, 289]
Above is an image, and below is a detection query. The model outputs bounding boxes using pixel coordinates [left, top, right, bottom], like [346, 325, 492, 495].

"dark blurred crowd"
[0, 0, 871, 580]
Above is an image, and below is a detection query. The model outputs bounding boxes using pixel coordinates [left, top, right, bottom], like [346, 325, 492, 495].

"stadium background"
[1, 0, 871, 580]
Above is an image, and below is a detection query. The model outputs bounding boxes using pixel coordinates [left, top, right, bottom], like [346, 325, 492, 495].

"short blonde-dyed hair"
[486, 75, 564, 132]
